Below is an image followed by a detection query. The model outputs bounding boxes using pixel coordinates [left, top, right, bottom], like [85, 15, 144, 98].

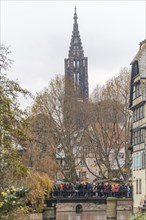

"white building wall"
[76, 156, 98, 182]
[133, 170, 145, 208]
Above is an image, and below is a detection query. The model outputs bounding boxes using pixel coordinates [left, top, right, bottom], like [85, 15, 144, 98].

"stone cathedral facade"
[64, 7, 89, 100]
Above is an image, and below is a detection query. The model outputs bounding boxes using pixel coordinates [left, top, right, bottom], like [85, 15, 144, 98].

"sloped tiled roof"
[130, 39, 146, 64]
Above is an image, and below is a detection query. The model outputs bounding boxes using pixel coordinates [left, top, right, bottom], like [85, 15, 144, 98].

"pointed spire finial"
[74, 6, 78, 23]
[75, 6, 76, 14]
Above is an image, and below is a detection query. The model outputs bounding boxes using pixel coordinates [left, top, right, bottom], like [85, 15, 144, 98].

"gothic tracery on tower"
[64, 7, 89, 100]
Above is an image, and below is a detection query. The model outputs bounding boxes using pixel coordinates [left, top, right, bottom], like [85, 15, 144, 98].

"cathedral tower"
[64, 7, 89, 100]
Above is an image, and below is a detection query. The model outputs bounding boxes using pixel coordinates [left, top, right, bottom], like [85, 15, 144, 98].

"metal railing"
[51, 188, 132, 199]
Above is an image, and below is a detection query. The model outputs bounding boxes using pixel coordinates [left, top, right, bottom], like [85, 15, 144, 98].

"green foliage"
[129, 213, 146, 220]
[0, 45, 31, 188]
[0, 45, 31, 218]
[0, 186, 29, 211]
[0, 186, 29, 220]
[26, 171, 53, 213]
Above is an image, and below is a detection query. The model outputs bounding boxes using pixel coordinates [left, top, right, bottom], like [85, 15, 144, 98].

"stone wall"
[56, 199, 132, 212]
[106, 198, 133, 219]
[29, 213, 42, 220]
[117, 198, 133, 211]
[20, 199, 132, 219]
[56, 202, 106, 212]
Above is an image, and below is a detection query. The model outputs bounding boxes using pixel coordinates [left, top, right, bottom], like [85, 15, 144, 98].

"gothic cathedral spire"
[65, 7, 89, 100]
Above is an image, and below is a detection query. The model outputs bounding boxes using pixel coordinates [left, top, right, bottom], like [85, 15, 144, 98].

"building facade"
[64, 7, 89, 100]
[56, 145, 98, 183]
[129, 39, 146, 210]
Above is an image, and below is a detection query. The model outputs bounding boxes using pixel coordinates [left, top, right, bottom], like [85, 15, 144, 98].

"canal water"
[56, 211, 132, 220]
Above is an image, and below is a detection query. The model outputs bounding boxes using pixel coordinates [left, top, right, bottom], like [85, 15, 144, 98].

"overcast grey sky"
[1, 1, 146, 105]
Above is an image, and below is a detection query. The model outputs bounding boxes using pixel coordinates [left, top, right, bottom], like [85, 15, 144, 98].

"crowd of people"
[52, 181, 132, 199]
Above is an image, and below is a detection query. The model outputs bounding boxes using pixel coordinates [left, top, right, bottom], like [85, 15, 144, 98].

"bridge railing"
[52, 188, 132, 199]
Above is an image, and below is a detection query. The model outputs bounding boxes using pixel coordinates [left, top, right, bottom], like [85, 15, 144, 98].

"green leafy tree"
[0, 45, 31, 218]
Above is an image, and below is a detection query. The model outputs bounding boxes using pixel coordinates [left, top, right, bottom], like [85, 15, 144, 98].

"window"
[139, 179, 142, 194]
[137, 131, 140, 144]
[136, 179, 142, 194]
[79, 171, 86, 180]
[133, 82, 141, 100]
[79, 159, 85, 166]
[132, 61, 139, 78]
[139, 152, 143, 169]
[136, 179, 138, 194]
[140, 106, 144, 118]
[133, 129, 145, 145]
[142, 151, 145, 169]
[64, 160, 70, 170]
[118, 153, 124, 159]
[135, 131, 138, 144]
[133, 110, 136, 122]
[135, 83, 141, 98]
[141, 129, 145, 142]
[132, 133, 134, 145]
[134, 153, 136, 170]
[133, 106, 144, 122]
[134, 151, 145, 170]
[57, 147, 62, 153]
[133, 86, 136, 99]
[134, 153, 138, 170]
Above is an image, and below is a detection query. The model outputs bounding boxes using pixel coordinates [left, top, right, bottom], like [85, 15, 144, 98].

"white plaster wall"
[133, 169, 146, 208]
[76, 156, 98, 182]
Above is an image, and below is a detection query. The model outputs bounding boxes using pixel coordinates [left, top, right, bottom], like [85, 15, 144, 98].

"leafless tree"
[29, 75, 88, 182]
[85, 68, 131, 181]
